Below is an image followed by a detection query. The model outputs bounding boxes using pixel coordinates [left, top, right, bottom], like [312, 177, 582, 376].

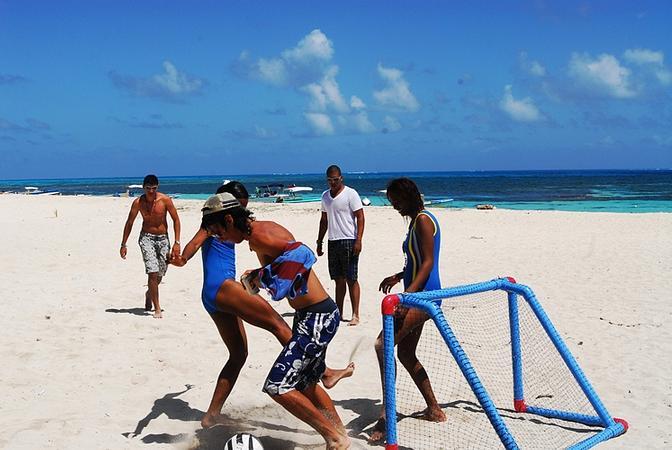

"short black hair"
[386, 177, 424, 217]
[326, 165, 342, 176]
[216, 181, 249, 199]
[143, 174, 159, 186]
[201, 206, 254, 234]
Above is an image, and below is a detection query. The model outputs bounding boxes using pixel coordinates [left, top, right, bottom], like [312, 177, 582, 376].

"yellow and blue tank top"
[402, 210, 441, 291]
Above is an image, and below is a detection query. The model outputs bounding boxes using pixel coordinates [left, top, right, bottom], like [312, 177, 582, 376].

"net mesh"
[392, 289, 603, 449]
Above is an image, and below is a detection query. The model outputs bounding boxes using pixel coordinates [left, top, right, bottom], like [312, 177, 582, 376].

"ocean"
[1, 170, 671, 213]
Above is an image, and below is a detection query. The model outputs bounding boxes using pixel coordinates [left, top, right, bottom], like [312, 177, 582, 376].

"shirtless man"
[120, 174, 181, 318]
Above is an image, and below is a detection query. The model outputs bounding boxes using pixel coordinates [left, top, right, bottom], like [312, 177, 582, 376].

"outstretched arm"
[120, 199, 140, 259]
[172, 228, 208, 266]
[166, 197, 181, 259]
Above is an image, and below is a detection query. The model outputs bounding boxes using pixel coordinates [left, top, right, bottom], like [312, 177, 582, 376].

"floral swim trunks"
[138, 231, 170, 276]
[263, 297, 340, 396]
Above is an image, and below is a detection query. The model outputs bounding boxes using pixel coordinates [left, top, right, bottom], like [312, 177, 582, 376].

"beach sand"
[0, 194, 669, 449]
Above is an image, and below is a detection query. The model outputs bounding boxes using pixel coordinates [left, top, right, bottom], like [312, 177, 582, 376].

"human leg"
[397, 323, 446, 422]
[302, 383, 346, 433]
[334, 277, 347, 318]
[147, 272, 161, 318]
[345, 240, 360, 325]
[369, 308, 437, 442]
[216, 280, 292, 345]
[202, 312, 248, 428]
[346, 279, 360, 325]
[272, 390, 349, 449]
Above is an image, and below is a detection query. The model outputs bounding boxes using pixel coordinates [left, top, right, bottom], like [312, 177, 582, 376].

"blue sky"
[1, 0, 671, 179]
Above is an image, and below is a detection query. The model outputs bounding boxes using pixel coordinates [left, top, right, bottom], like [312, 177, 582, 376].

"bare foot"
[144, 291, 152, 311]
[322, 362, 355, 389]
[153, 310, 163, 319]
[348, 316, 360, 326]
[326, 431, 350, 449]
[201, 412, 233, 429]
[421, 407, 447, 422]
[367, 418, 386, 444]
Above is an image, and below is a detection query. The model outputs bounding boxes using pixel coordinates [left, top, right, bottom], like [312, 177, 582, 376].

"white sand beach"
[0, 194, 670, 449]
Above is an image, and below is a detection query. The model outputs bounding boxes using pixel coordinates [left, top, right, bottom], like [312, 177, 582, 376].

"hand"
[379, 274, 400, 294]
[353, 239, 362, 255]
[120, 247, 127, 259]
[241, 269, 261, 294]
[171, 244, 181, 259]
[170, 255, 187, 267]
[316, 242, 324, 256]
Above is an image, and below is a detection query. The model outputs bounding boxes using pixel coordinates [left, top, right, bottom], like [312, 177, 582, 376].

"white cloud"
[529, 61, 546, 77]
[623, 48, 671, 86]
[282, 29, 334, 63]
[304, 112, 334, 135]
[519, 52, 546, 77]
[236, 30, 333, 87]
[152, 61, 203, 94]
[350, 95, 366, 109]
[302, 66, 348, 113]
[373, 64, 420, 112]
[499, 85, 542, 122]
[109, 61, 206, 102]
[351, 111, 376, 133]
[256, 57, 287, 85]
[383, 115, 401, 132]
[656, 69, 672, 85]
[568, 53, 635, 98]
[623, 48, 664, 66]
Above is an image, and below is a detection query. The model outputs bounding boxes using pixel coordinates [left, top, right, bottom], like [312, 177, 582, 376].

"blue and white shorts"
[263, 298, 340, 395]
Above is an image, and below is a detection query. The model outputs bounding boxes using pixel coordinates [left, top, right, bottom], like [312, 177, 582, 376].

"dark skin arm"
[317, 211, 328, 256]
[353, 208, 364, 255]
[378, 213, 435, 294]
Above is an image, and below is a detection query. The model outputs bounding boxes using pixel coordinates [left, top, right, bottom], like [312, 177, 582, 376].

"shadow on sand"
[105, 307, 151, 316]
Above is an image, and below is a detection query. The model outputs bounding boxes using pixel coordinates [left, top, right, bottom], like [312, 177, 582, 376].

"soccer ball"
[224, 433, 264, 450]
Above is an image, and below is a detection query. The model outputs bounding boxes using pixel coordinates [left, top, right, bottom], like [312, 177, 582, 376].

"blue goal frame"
[381, 277, 628, 450]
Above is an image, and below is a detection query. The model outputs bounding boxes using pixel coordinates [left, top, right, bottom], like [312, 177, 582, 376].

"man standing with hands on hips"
[317, 165, 365, 326]
[120, 174, 181, 318]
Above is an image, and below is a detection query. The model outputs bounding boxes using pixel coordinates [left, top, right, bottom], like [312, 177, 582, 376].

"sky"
[1, 0, 671, 179]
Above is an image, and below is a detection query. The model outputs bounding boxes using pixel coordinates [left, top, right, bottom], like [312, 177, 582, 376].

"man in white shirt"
[316, 165, 365, 326]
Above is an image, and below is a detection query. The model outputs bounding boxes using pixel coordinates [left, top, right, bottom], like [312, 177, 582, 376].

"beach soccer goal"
[381, 277, 628, 449]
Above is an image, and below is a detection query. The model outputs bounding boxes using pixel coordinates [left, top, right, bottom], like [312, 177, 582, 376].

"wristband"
[174, 240, 181, 245]
[120, 244, 127, 248]
[316, 240, 323, 245]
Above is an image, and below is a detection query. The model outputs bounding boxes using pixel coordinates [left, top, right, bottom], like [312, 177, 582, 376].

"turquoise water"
[2, 170, 671, 213]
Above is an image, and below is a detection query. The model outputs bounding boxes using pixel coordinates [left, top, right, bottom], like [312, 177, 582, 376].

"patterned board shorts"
[263, 298, 340, 396]
[138, 232, 170, 276]
[327, 239, 359, 281]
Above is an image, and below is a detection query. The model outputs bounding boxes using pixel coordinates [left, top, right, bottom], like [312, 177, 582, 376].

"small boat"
[253, 184, 318, 203]
[476, 204, 496, 210]
[24, 186, 43, 194]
